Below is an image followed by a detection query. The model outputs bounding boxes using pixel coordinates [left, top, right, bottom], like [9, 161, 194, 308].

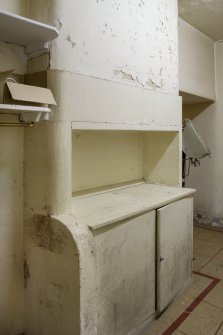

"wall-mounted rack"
[0, 122, 34, 127]
[0, 11, 58, 126]
[0, 104, 51, 125]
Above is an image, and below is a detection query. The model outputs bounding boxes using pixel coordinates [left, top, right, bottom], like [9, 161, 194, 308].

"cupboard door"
[94, 211, 156, 335]
[157, 197, 193, 312]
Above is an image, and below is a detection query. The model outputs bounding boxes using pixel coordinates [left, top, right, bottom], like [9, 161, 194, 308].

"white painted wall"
[179, 18, 215, 100]
[72, 131, 144, 193]
[0, 0, 28, 17]
[72, 131, 181, 194]
[185, 42, 223, 218]
[0, 2, 28, 334]
[144, 132, 181, 186]
[0, 42, 27, 76]
[29, 0, 179, 95]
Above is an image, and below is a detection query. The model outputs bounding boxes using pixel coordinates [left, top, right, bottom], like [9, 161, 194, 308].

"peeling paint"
[66, 35, 76, 48]
[113, 69, 137, 82]
[47, 0, 178, 95]
[113, 68, 145, 87]
[113, 68, 164, 90]
[57, 17, 63, 30]
[146, 79, 159, 89]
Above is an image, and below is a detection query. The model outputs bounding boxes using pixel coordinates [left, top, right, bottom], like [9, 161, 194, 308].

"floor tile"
[145, 229, 223, 335]
[215, 322, 223, 335]
[188, 273, 212, 298]
[178, 301, 223, 335]
[161, 295, 191, 322]
[193, 252, 212, 271]
[215, 250, 223, 261]
[145, 314, 173, 335]
[196, 230, 223, 244]
[202, 258, 223, 280]
[193, 226, 204, 237]
[156, 273, 211, 323]
[204, 281, 223, 309]
[193, 238, 223, 257]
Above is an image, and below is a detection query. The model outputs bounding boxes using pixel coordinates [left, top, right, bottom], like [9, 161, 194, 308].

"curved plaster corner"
[24, 214, 97, 335]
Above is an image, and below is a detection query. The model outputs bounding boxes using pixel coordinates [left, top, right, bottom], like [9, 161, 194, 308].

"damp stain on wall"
[26, 215, 69, 253]
[24, 259, 30, 288]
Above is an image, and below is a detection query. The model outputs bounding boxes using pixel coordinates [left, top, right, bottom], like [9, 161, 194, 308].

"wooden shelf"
[72, 182, 195, 230]
[0, 9, 58, 47]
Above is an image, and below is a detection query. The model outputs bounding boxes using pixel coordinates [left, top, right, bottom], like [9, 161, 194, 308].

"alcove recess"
[72, 130, 180, 197]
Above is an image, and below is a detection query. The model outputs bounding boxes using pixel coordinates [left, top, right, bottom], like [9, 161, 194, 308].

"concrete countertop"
[72, 182, 196, 230]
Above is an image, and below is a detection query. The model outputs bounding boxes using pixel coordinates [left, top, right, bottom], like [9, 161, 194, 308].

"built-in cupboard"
[72, 186, 193, 334]
[71, 127, 194, 334]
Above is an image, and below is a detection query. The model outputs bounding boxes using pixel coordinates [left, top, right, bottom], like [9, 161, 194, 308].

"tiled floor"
[145, 226, 223, 335]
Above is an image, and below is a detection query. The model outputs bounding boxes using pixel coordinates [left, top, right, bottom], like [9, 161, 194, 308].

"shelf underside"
[180, 91, 215, 105]
[0, 10, 58, 47]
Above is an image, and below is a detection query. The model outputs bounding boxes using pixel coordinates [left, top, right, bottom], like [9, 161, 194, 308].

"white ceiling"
[178, 0, 223, 40]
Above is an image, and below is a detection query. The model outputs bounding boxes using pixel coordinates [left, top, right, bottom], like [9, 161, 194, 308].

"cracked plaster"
[29, 0, 178, 95]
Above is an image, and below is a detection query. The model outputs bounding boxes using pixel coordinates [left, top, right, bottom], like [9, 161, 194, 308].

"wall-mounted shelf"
[72, 121, 179, 132]
[0, 10, 58, 48]
[0, 78, 56, 125]
[0, 104, 51, 123]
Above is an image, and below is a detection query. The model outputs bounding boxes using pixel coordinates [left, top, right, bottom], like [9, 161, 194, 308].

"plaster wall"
[0, 0, 181, 334]
[179, 18, 215, 100]
[0, 0, 28, 17]
[24, 0, 180, 216]
[72, 131, 181, 194]
[0, 2, 28, 334]
[24, 217, 80, 335]
[144, 132, 181, 186]
[184, 43, 223, 218]
[28, 0, 178, 95]
[72, 131, 144, 193]
[0, 127, 24, 334]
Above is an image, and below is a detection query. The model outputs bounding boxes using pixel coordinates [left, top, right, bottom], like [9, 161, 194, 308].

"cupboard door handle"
[160, 257, 164, 262]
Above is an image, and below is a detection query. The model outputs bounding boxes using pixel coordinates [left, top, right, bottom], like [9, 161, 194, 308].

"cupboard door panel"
[157, 197, 193, 312]
[94, 211, 156, 335]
